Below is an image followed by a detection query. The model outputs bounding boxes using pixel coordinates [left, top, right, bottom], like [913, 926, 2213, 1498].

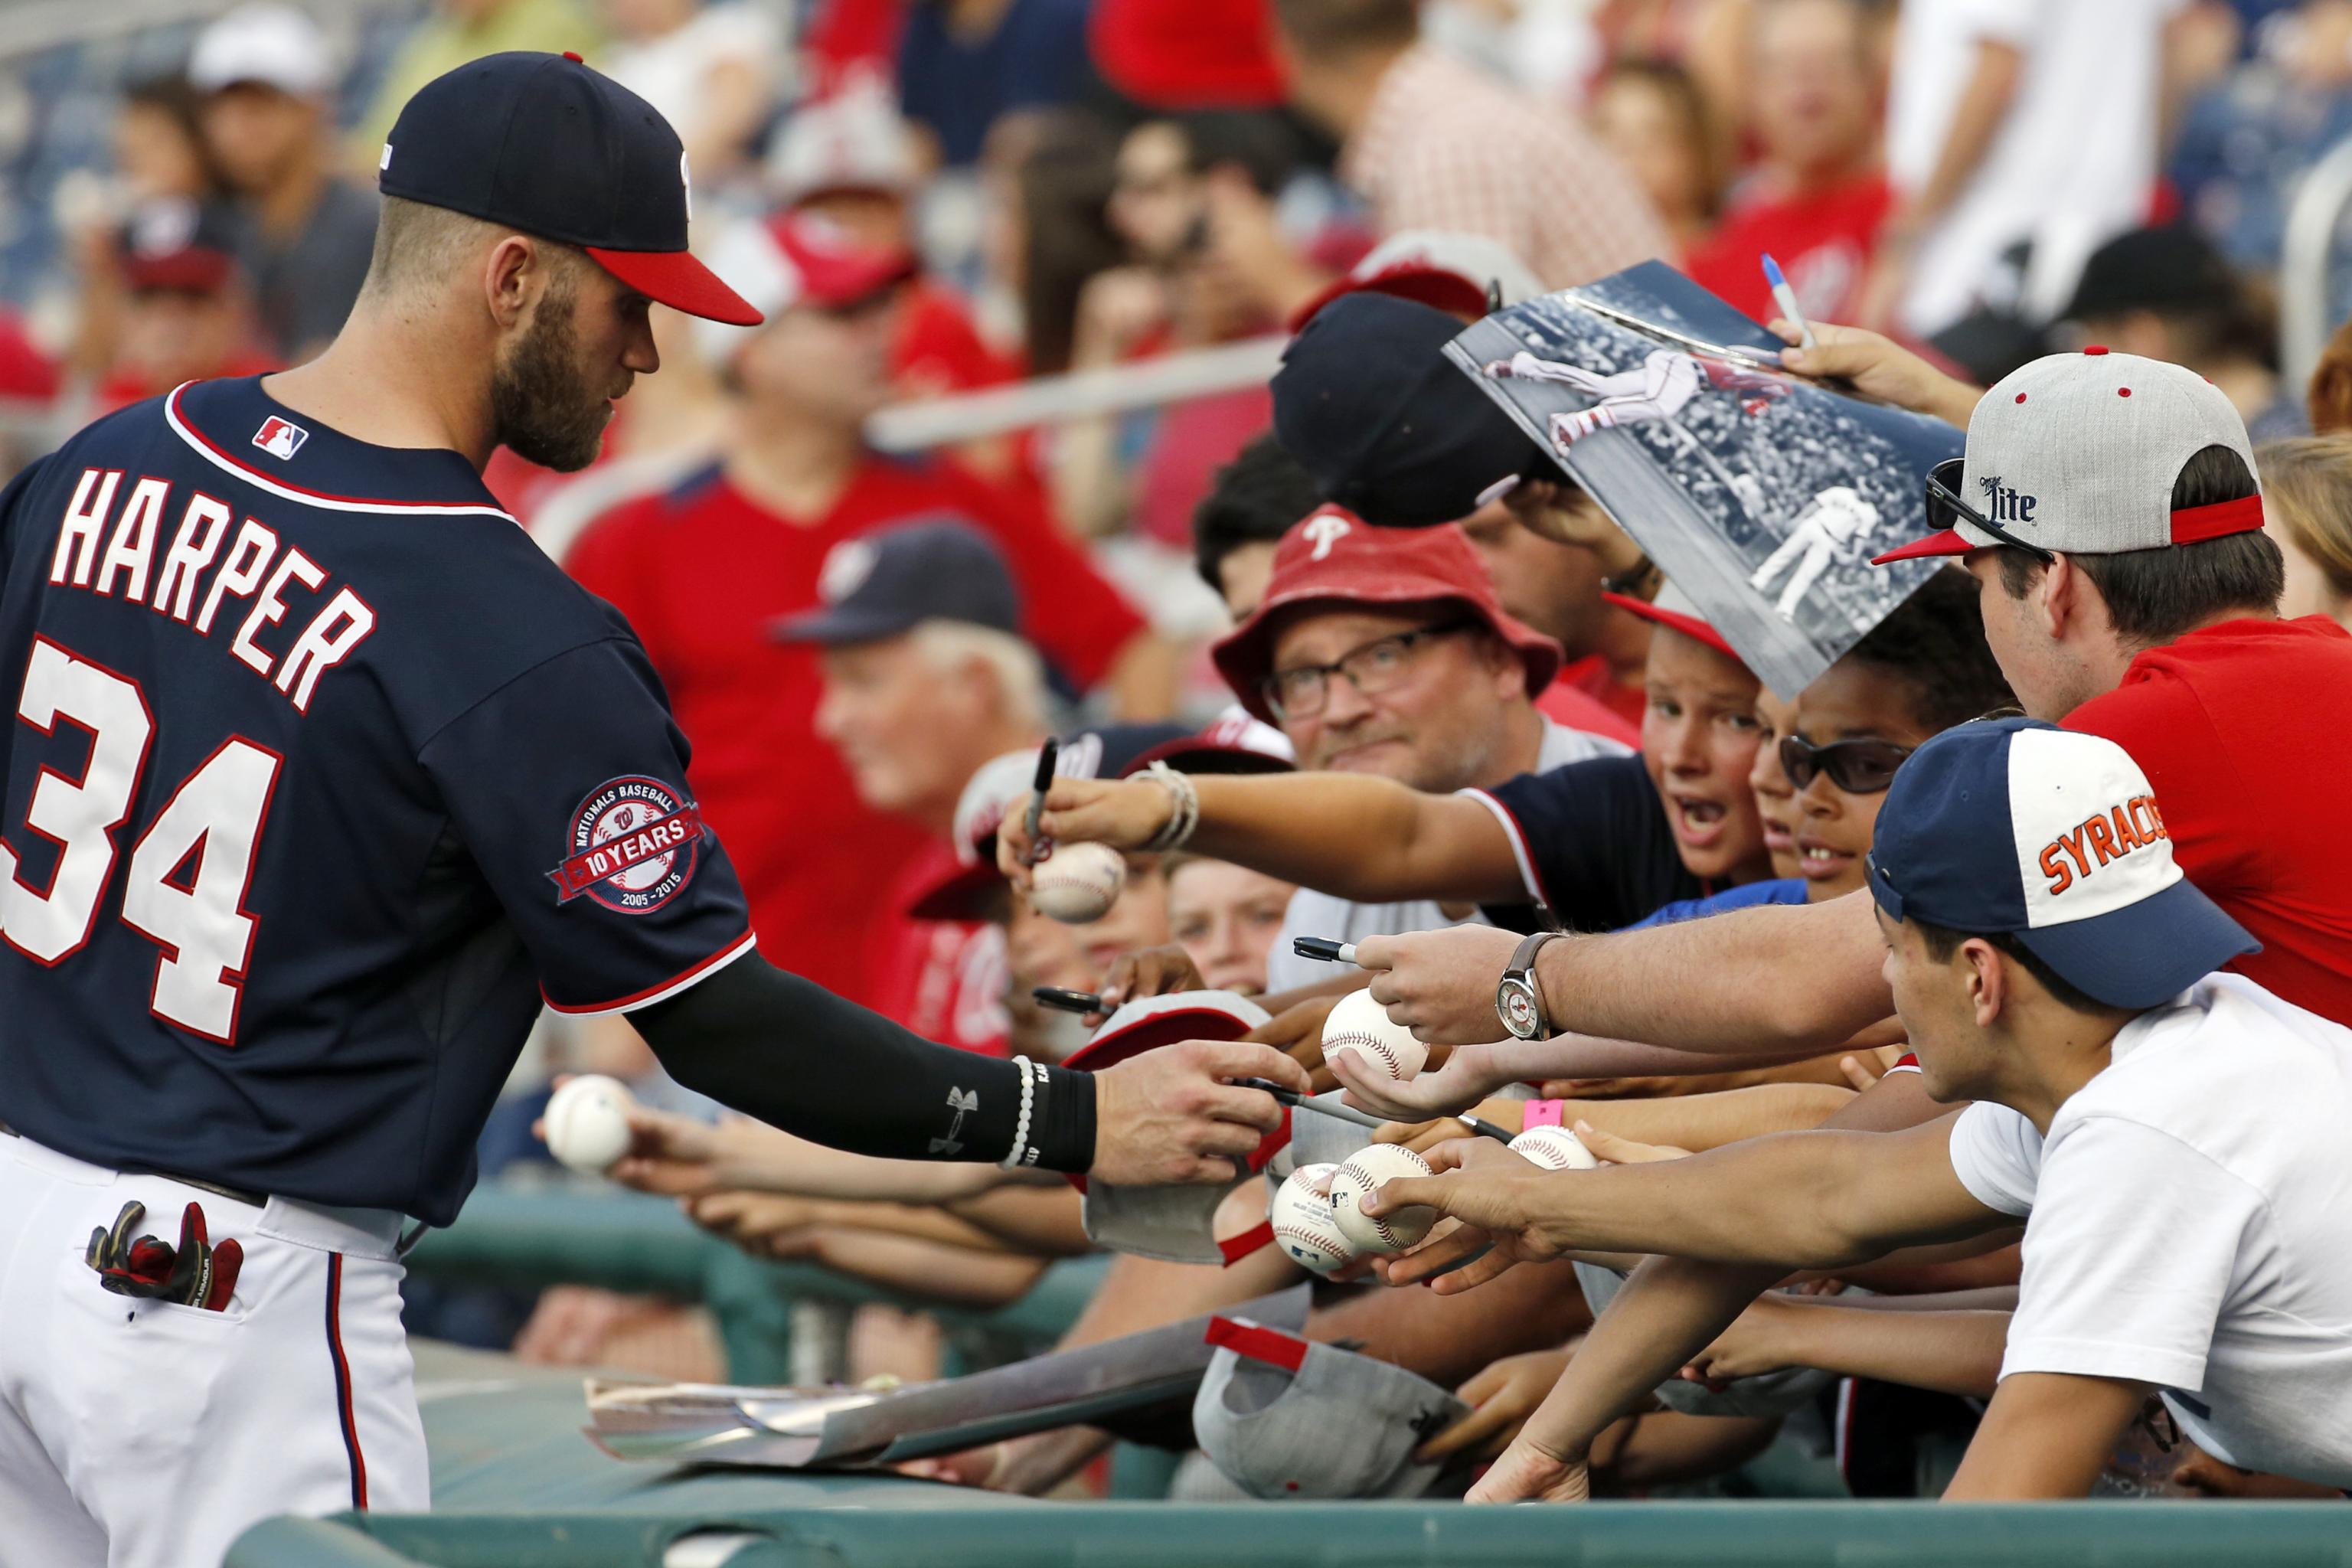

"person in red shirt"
[1684, 0, 1892, 328]
[565, 211, 1152, 1008]
[773, 520, 1061, 1056]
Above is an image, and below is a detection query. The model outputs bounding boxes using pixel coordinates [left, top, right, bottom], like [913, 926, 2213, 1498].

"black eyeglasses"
[1779, 733, 1913, 794]
[1922, 457, 2056, 564]
[1263, 620, 1477, 720]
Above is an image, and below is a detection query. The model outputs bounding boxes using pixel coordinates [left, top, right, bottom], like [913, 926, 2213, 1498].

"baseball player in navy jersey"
[0, 53, 1306, 1567]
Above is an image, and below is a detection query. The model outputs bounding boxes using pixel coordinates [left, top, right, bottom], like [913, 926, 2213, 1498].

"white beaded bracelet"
[1000, 1054, 1038, 1170]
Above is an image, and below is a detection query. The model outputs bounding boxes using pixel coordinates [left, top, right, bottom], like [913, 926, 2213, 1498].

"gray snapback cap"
[1194, 1317, 1468, 1499]
[1873, 348, 2263, 564]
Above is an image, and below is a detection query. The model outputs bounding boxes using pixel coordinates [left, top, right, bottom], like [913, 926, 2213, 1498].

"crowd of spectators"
[13, 0, 2352, 1510]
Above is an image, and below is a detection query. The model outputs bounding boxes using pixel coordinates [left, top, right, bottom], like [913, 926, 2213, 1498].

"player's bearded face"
[491, 272, 613, 472]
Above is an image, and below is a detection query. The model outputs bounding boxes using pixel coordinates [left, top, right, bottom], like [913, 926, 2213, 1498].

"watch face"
[1499, 980, 1539, 1039]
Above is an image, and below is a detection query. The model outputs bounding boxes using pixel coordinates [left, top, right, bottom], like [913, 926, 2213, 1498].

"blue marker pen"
[1762, 253, 1816, 351]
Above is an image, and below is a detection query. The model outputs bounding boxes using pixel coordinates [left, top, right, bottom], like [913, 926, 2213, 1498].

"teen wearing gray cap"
[1367, 718, 2352, 1501]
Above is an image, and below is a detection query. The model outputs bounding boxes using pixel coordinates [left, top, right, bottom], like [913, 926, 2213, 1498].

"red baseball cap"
[1601, 583, 1742, 663]
[1212, 508, 1563, 724]
[1285, 230, 1547, 333]
[691, 210, 918, 364]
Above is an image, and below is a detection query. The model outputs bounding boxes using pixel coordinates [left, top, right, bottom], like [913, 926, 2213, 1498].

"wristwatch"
[1495, 931, 1560, 1040]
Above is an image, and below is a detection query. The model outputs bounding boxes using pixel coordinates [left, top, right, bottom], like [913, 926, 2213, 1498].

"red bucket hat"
[1211, 508, 1564, 725]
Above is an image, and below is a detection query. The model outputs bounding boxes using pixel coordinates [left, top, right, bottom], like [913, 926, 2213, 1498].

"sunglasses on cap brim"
[1780, 733, 1913, 794]
[1922, 458, 2056, 564]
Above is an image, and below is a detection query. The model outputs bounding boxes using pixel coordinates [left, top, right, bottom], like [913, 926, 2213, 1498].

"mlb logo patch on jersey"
[548, 776, 707, 914]
[252, 416, 309, 460]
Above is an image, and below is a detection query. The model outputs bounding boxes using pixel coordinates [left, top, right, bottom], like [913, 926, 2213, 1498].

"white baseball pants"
[0, 1132, 428, 1568]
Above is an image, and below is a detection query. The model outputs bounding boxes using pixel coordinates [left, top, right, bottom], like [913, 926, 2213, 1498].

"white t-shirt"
[1946, 975, 2352, 1488]
[1886, 0, 2184, 335]
[1263, 719, 1627, 993]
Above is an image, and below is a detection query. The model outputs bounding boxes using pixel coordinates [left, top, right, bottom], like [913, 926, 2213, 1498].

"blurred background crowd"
[10, 0, 2352, 1437]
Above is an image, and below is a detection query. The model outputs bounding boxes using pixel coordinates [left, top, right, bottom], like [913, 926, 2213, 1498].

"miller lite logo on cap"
[253, 416, 309, 460]
[548, 776, 707, 913]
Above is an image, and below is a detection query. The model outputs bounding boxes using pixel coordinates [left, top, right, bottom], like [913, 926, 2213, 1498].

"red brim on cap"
[586, 245, 764, 325]
[1602, 591, 1741, 662]
[1286, 267, 1491, 335]
[1867, 528, 1976, 567]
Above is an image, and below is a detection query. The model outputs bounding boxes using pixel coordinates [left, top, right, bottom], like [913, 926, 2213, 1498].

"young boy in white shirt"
[1362, 716, 2352, 1501]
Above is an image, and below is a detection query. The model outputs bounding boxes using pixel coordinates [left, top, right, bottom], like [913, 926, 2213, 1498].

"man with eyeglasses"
[1198, 508, 1631, 996]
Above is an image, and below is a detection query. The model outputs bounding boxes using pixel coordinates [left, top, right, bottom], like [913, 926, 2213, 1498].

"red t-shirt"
[564, 455, 1146, 1004]
[1684, 174, 1893, 328]
[2063, 615, 2352, 1025]
[864, 842, 1011, 1056]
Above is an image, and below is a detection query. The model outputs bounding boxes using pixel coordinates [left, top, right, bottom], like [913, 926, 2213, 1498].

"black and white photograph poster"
[1444, 261, 1965, 697]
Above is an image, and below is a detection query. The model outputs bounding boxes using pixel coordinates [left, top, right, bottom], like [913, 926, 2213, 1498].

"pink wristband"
[1522, 1099, 1566, 1129]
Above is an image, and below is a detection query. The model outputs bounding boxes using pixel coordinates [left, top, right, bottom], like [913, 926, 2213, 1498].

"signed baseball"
[1319, 988, 1427, 1081]
[1509, 1125, 1599, 1171]
[1028, 841, 1126, 923]
[1329, 1144, 1436, 1256]
[544, 1074, 637, 1174]
[1269, 1162, 1357, 1275]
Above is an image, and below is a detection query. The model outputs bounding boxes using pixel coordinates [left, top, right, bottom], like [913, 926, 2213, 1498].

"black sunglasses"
[1923, 457, 2056, 564]
[1780, 733, 1913, 794]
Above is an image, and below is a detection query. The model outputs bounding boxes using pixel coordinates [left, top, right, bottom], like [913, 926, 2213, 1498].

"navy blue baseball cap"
[1272, 292, 1549, 529]
[377, 51, 760, 325]
[773, 520, 1021, 646]
[1866, 717, 2256, 1009]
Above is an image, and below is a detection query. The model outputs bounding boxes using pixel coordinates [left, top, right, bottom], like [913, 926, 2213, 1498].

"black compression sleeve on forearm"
[631, 952, 1097, 1172]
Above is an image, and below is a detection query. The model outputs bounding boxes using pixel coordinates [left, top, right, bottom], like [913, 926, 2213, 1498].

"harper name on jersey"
[44, 462, 375, 712]
[0, 378, 755, 1226]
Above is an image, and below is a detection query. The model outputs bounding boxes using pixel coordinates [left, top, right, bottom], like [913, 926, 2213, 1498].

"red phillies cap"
[1089, 0, 1285, 107]
[1212, 508, 1563, 724]
[1602, 583, 1743, 663]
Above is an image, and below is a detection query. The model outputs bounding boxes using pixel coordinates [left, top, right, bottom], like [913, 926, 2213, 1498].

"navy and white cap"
[772, 520, 1020, 646]
[378, 51, 760, 325]
[1193, 1317, 1468, 1498]
[1867, 717, 2256, 1008]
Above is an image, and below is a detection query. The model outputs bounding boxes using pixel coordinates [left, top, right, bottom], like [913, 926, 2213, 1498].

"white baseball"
[1329, 1145, 1436, 1256]
[1509, 1125, 1599, 1171]
[1269, 1162, 1357, 1275]
[544, 1073, 638, 1174]
[1028, 841, 1125, 923]
[1319, 988, 1427, 1082]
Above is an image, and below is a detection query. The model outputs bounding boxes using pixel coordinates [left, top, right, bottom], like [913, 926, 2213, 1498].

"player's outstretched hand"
[1416, 1347, 1573, 1463]
[1769, 319, 1981, 429]
[997, 778, 1171, 892]
[1570, 1121, 1690, 1164]
[1331, 1037, 1499, 1120]
[1089, 1039, 1312, 1186]
[1468, 1437, 1592, 1504]
[1356, 925, 1521, 1044]
[1091, 943, 1209, 1021]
